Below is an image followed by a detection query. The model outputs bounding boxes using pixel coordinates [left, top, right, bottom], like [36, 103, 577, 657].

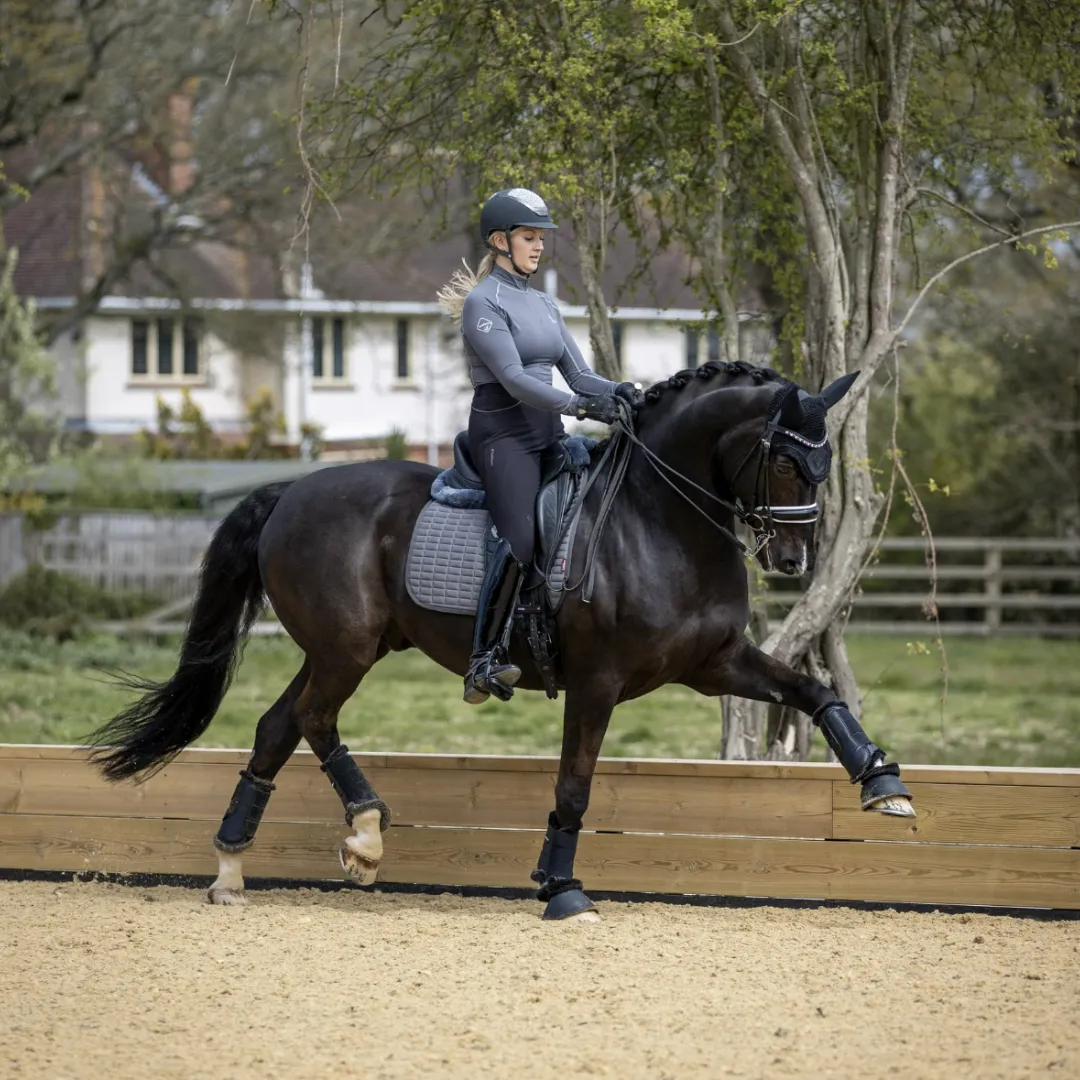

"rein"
[568, 401, 821, 599]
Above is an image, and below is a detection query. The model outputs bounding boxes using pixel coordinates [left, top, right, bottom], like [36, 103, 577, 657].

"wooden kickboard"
[1, 815, 1078, 910]
[2, 746, 1079, 910]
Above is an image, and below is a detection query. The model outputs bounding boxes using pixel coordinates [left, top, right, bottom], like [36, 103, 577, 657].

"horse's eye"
[774, 459, 794, 477]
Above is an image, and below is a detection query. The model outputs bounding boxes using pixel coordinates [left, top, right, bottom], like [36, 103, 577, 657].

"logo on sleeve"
[476, 318, 493, 333]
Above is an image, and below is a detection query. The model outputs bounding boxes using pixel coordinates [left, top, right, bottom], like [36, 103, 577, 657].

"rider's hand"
[614, 381, 645, 409]
[576, 394, 623, 425]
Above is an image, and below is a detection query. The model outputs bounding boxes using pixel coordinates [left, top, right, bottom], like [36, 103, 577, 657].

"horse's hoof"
[563, 908, 602, 924]
[860, 770, 914, 816]
[866, 794, 916, 818]
[339, 845, 380, 886]
[542, 888, 597, 921]
[207, 887, 248, 906]
[340, 808, 384, 886]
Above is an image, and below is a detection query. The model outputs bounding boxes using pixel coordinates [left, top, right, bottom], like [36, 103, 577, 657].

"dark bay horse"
[88, 360, 913, 920]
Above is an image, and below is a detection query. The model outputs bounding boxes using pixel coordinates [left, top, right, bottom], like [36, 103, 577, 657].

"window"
[611, 320, 624, 366]
[132, 320, 149, 376]
[332, 318, 345, 379]
[396, 318, 410, 380]
[182, 321, 199, 376]
[131, 316, 201, 379]
[311, 317, 346, 382]
[157, 318, 174, 376]
[707, 328, 721, 363]
[684, 328, 699, 367]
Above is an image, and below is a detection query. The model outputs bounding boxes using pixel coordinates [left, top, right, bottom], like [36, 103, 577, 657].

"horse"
[87, 359, 914, 921]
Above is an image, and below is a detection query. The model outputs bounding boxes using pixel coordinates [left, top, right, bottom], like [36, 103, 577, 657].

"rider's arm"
[554, 309, 620, 398]
[462, 293, 582, 415]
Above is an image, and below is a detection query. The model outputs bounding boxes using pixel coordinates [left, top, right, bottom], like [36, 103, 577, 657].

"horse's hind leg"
[208, 664, 308, 905]
[296, 657, 392, 886]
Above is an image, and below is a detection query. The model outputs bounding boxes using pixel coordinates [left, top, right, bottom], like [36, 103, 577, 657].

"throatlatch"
[320, 744, 392, 830]
[530, 811, 596, 920]
[813, 702, 912, 810]
[214, 769, 275, 853]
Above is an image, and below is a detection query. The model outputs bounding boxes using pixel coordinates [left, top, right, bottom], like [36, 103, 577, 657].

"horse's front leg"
[531, 684, 619, 922]
[688, 637, 914, 818]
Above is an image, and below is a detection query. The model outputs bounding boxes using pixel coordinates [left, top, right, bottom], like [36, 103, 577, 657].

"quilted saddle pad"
[405, 501, 579, 616]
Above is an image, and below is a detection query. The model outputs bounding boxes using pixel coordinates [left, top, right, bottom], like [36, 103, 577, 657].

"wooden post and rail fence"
[1, 513, 1077, 636]
[1, 746, 1077, 911]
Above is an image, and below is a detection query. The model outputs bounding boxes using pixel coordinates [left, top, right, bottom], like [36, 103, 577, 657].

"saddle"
[431, 431, 593, 582]
[405, 431, 596, 699]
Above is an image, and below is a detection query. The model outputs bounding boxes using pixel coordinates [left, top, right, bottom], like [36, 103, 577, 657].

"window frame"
[130, 315, 203, 382]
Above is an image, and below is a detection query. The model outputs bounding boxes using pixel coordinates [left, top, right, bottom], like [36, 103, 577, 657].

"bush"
[0, 565, 162, 640]
[383, 428, 409, 460]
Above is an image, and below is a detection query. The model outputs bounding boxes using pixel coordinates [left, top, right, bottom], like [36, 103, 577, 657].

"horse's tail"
[88, 483, 290, 781]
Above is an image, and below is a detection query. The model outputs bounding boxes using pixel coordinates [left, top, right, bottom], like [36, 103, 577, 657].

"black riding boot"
[463, 538, 526, 705]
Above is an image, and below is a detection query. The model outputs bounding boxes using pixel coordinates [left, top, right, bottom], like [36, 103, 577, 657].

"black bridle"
[619, 405, 821, 552]
[728, 416, 824, 534]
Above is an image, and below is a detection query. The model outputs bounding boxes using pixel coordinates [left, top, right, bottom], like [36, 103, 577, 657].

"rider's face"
[495, 228, 545, 274]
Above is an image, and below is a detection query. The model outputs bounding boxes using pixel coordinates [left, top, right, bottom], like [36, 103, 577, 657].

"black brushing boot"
[463, 538, 526, 705]
[813, 701, 915, 816]
[530, 811, 597, 920]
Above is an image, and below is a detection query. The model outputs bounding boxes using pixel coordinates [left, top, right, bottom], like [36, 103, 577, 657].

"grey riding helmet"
[480, 188, 558, 276]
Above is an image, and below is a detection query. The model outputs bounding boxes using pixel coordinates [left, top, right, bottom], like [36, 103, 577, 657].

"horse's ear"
[820, 371, 859, 410]
[777, 385, 804, 429]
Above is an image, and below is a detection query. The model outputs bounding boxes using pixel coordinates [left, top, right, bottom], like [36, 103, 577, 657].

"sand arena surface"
[0, 880, 1077, 1079]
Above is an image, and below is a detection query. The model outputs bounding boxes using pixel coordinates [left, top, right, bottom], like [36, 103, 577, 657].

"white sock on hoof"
[208, 851, 247, 905]
[340, 808, 384, 886]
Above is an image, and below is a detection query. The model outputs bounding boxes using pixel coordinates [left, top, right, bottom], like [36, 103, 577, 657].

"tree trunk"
[570, 205, 620, 381]
[718, 561, 770, 758]
[710, 2, 913, 760]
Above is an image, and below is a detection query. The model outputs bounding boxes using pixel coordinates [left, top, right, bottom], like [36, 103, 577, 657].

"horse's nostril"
[781, 558, 799, 575]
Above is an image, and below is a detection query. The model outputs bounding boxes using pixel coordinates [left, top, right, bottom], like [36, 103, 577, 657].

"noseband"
[729, 417, 824, 536]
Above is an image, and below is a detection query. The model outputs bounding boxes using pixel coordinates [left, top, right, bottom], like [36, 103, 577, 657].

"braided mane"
[642, 359, 785, 406]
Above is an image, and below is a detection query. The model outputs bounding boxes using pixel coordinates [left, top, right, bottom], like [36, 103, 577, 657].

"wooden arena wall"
[1, 746, 1077, 910]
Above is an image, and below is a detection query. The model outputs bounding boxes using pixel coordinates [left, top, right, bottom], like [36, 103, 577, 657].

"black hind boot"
[463, 538, 525, 705]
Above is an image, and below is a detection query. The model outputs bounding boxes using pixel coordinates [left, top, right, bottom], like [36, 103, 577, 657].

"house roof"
[4, 166, 83, 299]
[6, 152, 761, 314]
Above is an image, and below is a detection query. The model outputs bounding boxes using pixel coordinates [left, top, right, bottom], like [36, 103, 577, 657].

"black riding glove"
[575, 394, 623, 425]
[614, 382, 645, 409]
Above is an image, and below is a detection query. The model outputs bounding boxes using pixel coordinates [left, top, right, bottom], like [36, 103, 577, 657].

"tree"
[300, 0, 1080, 758]
[0, 167, 58, 500]
[1, 1, 369, 340]
[688, 1, 1080, 757]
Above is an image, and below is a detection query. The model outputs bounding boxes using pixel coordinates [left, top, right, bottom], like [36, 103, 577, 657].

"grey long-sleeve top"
[461, 265, 618, 415]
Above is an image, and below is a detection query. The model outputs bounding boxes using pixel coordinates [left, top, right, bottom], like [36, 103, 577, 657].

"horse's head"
[714, 372, 858, 575]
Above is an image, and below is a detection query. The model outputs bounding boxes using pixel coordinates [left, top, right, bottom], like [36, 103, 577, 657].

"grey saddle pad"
[405, 502, 579, 615]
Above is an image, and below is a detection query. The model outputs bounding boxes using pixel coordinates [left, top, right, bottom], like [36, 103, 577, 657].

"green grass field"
[0, 628, 1077, 767]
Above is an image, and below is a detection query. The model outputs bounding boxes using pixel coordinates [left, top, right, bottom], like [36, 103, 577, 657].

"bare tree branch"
[834, 218, 1080, 430]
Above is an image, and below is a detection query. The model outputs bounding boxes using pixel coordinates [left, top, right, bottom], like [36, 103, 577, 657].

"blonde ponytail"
[436, 253, 497, 323]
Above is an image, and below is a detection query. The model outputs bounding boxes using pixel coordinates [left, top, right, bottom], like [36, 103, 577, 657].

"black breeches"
[468, 385, 561, 566]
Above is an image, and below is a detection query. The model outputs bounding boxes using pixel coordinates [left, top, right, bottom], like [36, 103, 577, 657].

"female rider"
[437, 188, 643, 705]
